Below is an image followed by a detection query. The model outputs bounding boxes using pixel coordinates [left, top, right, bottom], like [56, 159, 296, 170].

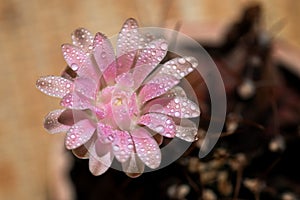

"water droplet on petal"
[128, 144, 134, 149]
[113, 145, 120, 151]
[155, 125, 165, 133]
[101, 52, 106, 58]
[71, 63, 79, 71]
[160, 42, 168, 50]
[178, 58, 186, 64]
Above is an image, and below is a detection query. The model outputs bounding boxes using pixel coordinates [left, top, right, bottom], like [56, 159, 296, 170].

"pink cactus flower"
[36, 18, 200, 177]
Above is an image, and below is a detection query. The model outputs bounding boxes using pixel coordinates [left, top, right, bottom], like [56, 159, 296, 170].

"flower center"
[113, 97, 123, 106]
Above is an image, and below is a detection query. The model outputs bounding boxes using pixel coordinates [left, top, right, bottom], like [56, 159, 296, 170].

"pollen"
[114, 97, 123, 106]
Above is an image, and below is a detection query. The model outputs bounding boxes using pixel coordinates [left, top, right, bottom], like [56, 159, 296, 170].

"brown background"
[0, 0, 299, 199]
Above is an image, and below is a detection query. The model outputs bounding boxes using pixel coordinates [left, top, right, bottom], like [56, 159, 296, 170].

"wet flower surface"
[36, 18, 200, 177]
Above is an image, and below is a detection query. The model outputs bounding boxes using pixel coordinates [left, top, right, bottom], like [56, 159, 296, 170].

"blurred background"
[0, 0, 300, 199]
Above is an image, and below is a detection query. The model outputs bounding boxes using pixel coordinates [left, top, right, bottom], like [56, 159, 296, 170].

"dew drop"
[166, 133, 172, 137]
[150, 44, 156, 49]
[101, 52, 106, 58]
[178, 58, 186, 64]
[128, 144, 134, 149]
[113, 145, 120, 151]
[190, 105, 196, 110]
[155, 125, 165, 133]
[71, 63, 79, 71]
[160, 42, 168, 50]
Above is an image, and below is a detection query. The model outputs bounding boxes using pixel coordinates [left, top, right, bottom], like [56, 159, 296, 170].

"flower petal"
[74, 77, 98, 99]
[93, 32, 116, 84]
[89, 141, 114, 176]
[89, 154, 111, 176]
[65, 119, 96, 149]
[60, 91, 92, 110]
[111, 90, 132, 130]
[43, 109, 70, 133]
[166, 86, 187, 98]
[61, 44, 87, 71]
[89, 138, 114, 176]
[36, 76, 73, 98]
[138, 113, 176, 138]
[128, 93, 139, 117]
[157, 56, 198, 80]
[62, 44, 99, 80]
[132, 39, 168, 88]
[97, 123, 116, 144]
[112, 130, 134, 163]
[58, 109, 90, 126]
[139, 74, 179, 103]
[146, 96, 200, 118]
[122, 152, 145, 178]
[116, 18, 140, 75]
[131, 127, 161, 169]
[71, 28, 94, 51]
[175, 119, 198, 142]
[115, 72, 134, 89]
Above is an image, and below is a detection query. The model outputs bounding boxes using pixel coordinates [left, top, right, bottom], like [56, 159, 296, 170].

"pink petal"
[74, 77, 98, 99]
[71, 28, 94, 51]
[97, 86, 114, 104]
[65, 119, 96, 150]
[138, 113, 176, 138]
[95, 140, 112, 157]
[132, 39, 168, 88]
[157, 56, 198, 80]
[89, 137, 114, 176]
[175, 119, 198, 142]
[60, 91, 92, 110]
[111, 130, 134, 163]
[61, 44, 87, 71]
[146, 96, 200, 118]
[115, 72, 134, 89]
[61, 44, 99, 80]
[58, 109, 90, 126]
[122, 152, 145, 177]
[131, 127, 161, 169]
[116, 18, 140, 75]
[165, 86, 187, 98]
[43, 109, 70, 134]
[139, 74, 179, 103]
[36, 76, 73, 98]
[111, 91, 132, 130]
[128, 93, 139, 117]
[89, 141, 114, 176]
[89, 155, 110, 176]
[93, 32, 116, 84]
[97, 123, 116, 144]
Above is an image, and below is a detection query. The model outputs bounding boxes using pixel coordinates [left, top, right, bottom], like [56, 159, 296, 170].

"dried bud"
[167, 184, 190, 199]
[237, 79, 256, 100]
[269, 135, 285, 152]
[202, 189, 217, 200]
[281, 192, 297, 200]
[230, 153, 248, 170]
[226, 113, 241, 134]
[243, 178, 265, 194]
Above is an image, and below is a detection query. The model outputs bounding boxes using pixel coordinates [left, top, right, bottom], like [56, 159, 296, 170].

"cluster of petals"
[36, 18, 200, 177]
